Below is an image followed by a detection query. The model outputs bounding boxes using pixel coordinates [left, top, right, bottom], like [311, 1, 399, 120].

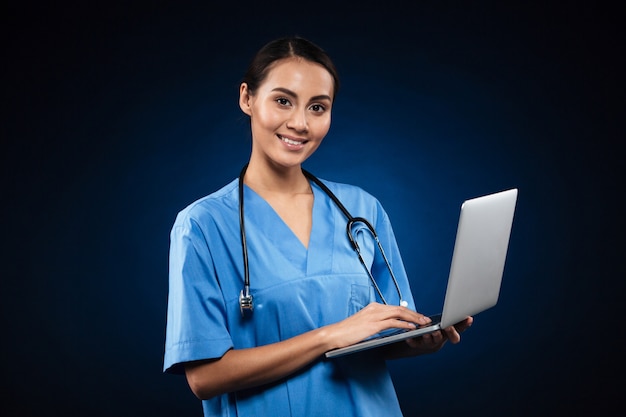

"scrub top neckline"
[242, 180, 337, 276]
[242, 183, 310, 248]
[243, 180, 332, 246]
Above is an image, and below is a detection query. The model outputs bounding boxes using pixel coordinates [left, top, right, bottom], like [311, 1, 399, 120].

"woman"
[164, 36, 472, 416]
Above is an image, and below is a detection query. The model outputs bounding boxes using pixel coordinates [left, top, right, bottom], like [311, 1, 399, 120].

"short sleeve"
[163, 214, 234, 374]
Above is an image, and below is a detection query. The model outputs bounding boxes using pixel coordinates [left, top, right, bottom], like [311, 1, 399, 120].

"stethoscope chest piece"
[239, 288, 253, 317]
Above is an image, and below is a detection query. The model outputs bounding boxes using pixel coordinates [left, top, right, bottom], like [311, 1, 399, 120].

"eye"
[309, 103, 326, 113]
[276, 97, 292, 107]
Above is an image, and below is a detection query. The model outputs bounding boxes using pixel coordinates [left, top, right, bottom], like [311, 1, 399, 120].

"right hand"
[323, 302, 432, 350]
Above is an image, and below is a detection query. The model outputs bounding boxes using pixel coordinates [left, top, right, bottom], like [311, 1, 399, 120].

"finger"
[405, 331, 446, 350]
[431, 330, 444, 345]
[405, 334, 431, 349]
[445, 329, 460, 344]
[455, 316, 473, 332]
[370, 303, 431, 326]
[455, 316, 474, 332]
[388, 318, 420, 331]
[391, 305, 431, 324]
[405, 337, 419, 349]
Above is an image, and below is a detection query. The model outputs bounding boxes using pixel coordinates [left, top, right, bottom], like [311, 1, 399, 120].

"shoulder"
[312, 176, 388, 220]
[172, 178, 239, 230]
[314, 177, 380, 204]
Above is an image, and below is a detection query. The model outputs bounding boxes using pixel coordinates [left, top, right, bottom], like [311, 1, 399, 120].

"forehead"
[261, 58, 334, 98]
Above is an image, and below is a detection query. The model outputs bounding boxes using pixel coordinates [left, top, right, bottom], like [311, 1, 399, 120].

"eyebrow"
[271, 87, 332, 102]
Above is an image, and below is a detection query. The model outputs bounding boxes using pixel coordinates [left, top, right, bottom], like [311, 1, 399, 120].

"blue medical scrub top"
[164, 176, 416, 417]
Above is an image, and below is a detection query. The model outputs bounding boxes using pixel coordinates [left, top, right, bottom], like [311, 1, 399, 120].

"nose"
[286, 108, 308, 132]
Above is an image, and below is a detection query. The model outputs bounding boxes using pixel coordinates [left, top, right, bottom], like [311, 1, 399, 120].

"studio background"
[3, 1, 623, 416]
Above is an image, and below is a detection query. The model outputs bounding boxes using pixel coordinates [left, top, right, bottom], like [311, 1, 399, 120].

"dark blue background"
[4, 1, 623, 416]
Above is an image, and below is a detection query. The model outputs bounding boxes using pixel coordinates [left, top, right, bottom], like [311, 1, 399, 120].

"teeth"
[280, 135, 304, 145]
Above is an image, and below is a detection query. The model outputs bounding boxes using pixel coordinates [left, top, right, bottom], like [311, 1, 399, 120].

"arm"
[185, 303, 432, 399]
[185, 326, 333, 399]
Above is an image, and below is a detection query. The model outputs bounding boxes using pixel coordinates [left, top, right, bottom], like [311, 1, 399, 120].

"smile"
[278, 135, 307, 146]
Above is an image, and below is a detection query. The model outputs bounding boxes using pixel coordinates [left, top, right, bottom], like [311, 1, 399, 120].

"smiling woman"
[240, 57, 334, 182]
[162, 36, 472, 417]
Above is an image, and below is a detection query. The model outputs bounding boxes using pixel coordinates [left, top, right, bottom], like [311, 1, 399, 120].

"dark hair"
[242, 36, 340, 98]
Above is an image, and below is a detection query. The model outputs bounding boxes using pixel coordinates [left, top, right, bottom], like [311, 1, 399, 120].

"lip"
[277, 134, 308, 150]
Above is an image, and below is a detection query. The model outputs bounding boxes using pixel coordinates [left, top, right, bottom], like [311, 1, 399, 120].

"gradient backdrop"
[4, 1, 623, 416]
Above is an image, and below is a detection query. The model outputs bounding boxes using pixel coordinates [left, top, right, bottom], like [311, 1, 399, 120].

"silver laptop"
[325, 188, 518, 359]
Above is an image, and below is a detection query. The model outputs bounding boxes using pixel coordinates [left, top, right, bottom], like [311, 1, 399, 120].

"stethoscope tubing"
[303, 170, 404, 305]
[238, 164, 405, 316]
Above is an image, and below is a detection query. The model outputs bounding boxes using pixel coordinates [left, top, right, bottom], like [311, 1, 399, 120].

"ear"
[239, 83, 252, 116]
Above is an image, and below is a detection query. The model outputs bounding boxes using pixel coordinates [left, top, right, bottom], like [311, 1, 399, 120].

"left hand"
[404, 316, 473, 354]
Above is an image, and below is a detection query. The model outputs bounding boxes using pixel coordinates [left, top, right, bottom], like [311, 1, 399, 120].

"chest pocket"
[349, 283, 375, 315]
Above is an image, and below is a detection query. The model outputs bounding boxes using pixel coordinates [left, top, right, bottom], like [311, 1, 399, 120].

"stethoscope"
[238, 164, 408, 317]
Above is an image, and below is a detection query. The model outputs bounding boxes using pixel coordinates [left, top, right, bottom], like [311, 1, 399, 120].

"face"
[239, 57, 334, 170]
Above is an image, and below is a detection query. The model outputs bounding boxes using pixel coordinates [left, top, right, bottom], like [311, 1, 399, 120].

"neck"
[243, 160, 311, 195]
